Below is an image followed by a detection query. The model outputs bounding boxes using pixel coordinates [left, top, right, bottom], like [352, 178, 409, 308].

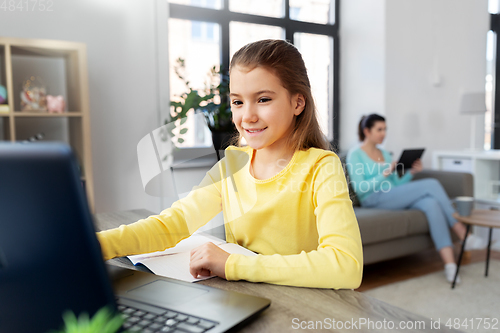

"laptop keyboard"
[117, 298, 218, 333]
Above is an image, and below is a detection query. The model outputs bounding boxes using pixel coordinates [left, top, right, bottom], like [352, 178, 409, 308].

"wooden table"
[452, 210, 500, 289]
[95, 209, 460, 333]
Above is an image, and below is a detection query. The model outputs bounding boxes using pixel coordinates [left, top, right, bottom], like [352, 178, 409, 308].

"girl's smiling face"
[229, 65, 305, 155]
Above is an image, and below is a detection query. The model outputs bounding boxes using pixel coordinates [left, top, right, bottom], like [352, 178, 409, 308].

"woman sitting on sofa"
[346, 113, 485, 283]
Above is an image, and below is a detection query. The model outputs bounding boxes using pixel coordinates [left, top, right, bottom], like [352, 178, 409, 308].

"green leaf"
[62, 311, 79, 332]
[103, 315, 125, 332]
[79, 313, 90, 327]
[179, 128, 188, 135]
[180, 117, 188, 125]
[170, 101, 182, 108]
[88, 308, 109, 331]
[178, 138, 185, 143]
[48, 307, 125, 333]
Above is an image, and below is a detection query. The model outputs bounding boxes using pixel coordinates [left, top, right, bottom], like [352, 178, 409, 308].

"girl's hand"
[410, 159, 423, 175]
[189, 242, 230, 279]
[383, 161, 397, 177]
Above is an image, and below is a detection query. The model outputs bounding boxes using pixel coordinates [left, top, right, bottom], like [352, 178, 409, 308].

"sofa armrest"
[412, 170, 473, 198]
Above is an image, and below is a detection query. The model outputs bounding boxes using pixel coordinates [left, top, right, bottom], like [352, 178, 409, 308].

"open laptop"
[0, 142, 270, 333]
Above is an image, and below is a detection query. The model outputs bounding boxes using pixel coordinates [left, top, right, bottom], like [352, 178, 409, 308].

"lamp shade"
[459, 92, 487, 115]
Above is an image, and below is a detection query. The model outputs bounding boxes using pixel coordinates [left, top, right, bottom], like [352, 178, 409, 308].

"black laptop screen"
[0, 143, 116, 333]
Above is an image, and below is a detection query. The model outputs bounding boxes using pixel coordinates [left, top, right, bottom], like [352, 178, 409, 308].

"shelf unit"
[432, 150, 500, 206]
[0, 37, 94, 211]
[433, 150, 500, 244]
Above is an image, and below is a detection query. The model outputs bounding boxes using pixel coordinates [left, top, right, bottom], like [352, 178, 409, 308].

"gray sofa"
[350, 170, 473, 265]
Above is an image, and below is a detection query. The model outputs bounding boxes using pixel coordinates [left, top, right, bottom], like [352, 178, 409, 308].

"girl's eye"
[259, 97, 271, 103]
[231, 100, 242, 106]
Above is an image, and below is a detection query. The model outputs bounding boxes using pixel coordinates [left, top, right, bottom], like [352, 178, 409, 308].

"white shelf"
[434, 150, 500, 243]
[13, 112, 83, 117]
[433, 150, 500, 207]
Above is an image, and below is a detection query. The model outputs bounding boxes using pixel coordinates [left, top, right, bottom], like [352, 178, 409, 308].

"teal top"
[346, 147, 413, 203]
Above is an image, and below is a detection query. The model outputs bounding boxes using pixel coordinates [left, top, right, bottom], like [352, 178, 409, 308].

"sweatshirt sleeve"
[224, 154, 363, 289]
[97, 166, 223, 261]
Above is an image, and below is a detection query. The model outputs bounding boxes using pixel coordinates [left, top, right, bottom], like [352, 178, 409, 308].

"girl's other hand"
[410, 159, 423, 175]
[189, 242, 230, 279]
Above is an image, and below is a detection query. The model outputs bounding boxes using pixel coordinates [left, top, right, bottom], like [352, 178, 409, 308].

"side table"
[452, 210, 500, 289]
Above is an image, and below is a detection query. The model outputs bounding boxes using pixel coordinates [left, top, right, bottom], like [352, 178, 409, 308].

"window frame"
[168, 0, 341, 146]
[491, 13, 500, 149]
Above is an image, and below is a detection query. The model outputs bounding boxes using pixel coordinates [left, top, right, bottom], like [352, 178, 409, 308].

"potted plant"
[49, 307, 126, 333]
[168, 58, 236, 158]
[201, 65, 236, 155]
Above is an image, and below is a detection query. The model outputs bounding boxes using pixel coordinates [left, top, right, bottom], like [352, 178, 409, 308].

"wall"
[0, 0, 168, 213]
[339, 0, 386, 152]
[384, 0, 489, 165]
[340, 0, 489, 167]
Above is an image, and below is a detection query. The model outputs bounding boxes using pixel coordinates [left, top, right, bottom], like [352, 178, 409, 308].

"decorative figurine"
[20, 76, 47, 112]
[46, 95, 66, 113]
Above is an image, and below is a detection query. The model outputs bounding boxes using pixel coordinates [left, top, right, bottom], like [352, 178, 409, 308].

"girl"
[346, 113, 485, 283]
[98, 39, 363, 289]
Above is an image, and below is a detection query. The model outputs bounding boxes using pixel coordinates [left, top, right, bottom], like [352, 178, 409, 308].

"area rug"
[364, 260, 500, 333]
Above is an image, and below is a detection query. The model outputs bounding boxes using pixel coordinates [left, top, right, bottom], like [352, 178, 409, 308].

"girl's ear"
[293, 94, 306, 116]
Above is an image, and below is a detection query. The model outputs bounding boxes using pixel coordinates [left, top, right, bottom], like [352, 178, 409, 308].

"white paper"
[138, 252, 213, 283]
[218, 243, 258, 257]
[128, 232, 224, 265]
[127, 232, 256, 282]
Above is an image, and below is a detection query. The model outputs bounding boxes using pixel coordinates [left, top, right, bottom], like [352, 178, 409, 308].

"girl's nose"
[241, 104, 258, 123]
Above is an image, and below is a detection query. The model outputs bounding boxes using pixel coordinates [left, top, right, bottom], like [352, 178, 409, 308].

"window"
[229, 22, 284, 57]
[191, 21, 218, 41]
[169, 0, 221, 9]
[229, 0, 283, 18]
[485, 30, 495, 150]
[168, 18, 220, 147]
[294, 33, 333, 138]
[489, 0, 500, 149]
[168, 0, 339, 147]
[289, 0, 334, 24]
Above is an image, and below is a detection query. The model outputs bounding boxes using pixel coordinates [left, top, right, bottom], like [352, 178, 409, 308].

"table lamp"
[459, 92, 487, 150]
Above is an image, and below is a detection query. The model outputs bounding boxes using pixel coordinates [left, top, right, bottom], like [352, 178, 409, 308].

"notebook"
[127, 232, 257, 282]
[0, 142, 270, 333]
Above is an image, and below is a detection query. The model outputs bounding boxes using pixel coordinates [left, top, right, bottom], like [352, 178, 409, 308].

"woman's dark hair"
[358, 113, 385, 141]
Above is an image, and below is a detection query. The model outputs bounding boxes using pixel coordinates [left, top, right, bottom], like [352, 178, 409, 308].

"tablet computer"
[396, 148, 425, 173]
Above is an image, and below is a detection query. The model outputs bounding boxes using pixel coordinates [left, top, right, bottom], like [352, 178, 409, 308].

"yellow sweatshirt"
[97, 146, 363, 289]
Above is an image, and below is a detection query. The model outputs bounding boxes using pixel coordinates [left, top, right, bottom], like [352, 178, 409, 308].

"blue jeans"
[361, 178, 457, 250]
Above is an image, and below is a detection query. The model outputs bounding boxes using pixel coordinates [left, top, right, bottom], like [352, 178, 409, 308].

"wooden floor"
[358, 244, 500, 292]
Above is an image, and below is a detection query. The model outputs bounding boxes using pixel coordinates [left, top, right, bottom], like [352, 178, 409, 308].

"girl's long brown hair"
[229, 39, 330, 151]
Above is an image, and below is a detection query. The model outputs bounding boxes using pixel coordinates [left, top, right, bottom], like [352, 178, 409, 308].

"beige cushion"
[355, 208, 429, 245]
[363, 235, 434, 265]
[339, 155, 361, 207]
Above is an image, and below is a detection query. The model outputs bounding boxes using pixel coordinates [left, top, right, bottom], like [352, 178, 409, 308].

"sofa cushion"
[363, 234, 434, 265]
[338, 155, 361, 207]
[346, 174, 361, 207]
[354, 208, 429, 245]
